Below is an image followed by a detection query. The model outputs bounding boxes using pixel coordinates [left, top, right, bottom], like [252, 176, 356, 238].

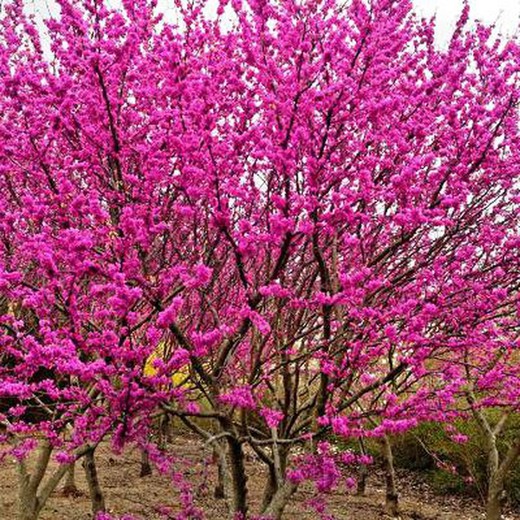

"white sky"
[414, 0, 519, 44]
[13, 0, 520, 50]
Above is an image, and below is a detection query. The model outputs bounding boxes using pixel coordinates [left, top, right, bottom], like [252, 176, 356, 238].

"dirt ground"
[1, 435, 519, 520]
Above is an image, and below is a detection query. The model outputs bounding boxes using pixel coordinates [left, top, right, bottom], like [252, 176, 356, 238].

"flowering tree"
[0, 0, 519, 519]
[436, 291, 520, 520]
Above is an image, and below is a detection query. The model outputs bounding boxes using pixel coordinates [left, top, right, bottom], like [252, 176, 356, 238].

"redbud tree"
[0, 0, 519, 519]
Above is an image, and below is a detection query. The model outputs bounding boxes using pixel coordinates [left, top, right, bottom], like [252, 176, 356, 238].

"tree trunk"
[18, 503, 39, 520]
[159, 413, 173, 449]
[17, 442, 90, 520]
[227, 436, 248, 518]
[62, 463, 79, 496]
[356, 439, 368, 496]
[18, 485, 40, 520]
[214, 445, 226, 499]
[381, 435, 399, 518]
[210, 438, 233, 509]
[83, 448, 106, 516]
[465, 397, 520, 520]
[486, 489, 503, 520]
[357, 463, 368, 496]
[17, 462, 68, 520]
[139, 449, 152, 477]
[484, 433, 502, 520]
[262, 480, 298, 520]
[17, 441, 50, 520]
[483, 435, 520, 520]
[261, 467, 277, 511]
[214, 465, 226, 499]
[486, 471, 507, 520]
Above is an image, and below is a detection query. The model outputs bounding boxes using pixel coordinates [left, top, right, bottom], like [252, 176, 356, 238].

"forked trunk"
[262, 480, 298, 520]
[18, 486, 40, 520]
[17, 441, 72, 520]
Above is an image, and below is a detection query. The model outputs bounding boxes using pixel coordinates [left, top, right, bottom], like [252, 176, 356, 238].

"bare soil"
[1, 434, 519, 520]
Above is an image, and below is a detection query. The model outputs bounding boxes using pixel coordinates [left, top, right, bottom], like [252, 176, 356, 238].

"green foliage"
[428, 469, 467, 495]
[392, 424, 436, 471]
[392, 415, 520, 506]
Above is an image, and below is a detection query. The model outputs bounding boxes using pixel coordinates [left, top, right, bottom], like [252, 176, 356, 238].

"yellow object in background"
[144, 342, 191, 387]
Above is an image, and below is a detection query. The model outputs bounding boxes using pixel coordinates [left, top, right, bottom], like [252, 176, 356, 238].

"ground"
[1, 435, 519, 520]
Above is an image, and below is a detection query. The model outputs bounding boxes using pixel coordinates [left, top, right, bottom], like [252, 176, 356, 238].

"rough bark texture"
[18, 457, 43, 520]
[83, 448, 106, 516]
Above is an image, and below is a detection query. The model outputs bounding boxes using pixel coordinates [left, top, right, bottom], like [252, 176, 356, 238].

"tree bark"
[17, 448, 45, 520]
[261, 467, 277, 511]
[139, 449, 152, 477]
[17, 441, 85, 520]
[18, 482, 40, 520]
[356, 439, 368, 496]
[212, 443, 228, 499]
[159, 413, 173, 449]
[486, 478, 505, 520]
[466, 394, 508, 520]
[485, 439, 502, 520]
[62, 463, 79, 496]
[262, 480, 298, 520]
[357, 463, 368, 496]
[83, 447, 106, 516]
[381, 435, 399, 518]
[209, 437, 233, 508]
[227, 436, 248, 518]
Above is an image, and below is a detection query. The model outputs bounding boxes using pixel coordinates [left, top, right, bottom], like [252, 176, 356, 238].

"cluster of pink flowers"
[0, 0, 518, 517]
[219, 386, 257, 410]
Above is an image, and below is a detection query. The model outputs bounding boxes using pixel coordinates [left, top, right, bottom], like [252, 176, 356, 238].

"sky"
[414, 0, 520, 44]
[15, 0, 520, 50]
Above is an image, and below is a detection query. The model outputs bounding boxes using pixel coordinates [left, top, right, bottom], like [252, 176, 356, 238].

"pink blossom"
[219, 387, 256, 409]
[157, 297, 184, 329]
[260, 408, 284, 428]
